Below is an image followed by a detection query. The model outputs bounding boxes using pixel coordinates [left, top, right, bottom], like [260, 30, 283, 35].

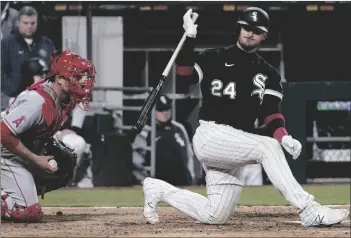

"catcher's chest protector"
[27, 82, 75, 138]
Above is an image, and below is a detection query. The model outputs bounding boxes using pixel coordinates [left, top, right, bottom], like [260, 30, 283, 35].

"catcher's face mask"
[47, 50, 96, 110]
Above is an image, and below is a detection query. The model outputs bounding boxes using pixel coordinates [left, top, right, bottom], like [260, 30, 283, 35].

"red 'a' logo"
[12, 115, 25, 128]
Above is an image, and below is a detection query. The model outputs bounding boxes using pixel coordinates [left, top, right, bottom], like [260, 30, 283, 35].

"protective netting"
[310, 101, 350, 162]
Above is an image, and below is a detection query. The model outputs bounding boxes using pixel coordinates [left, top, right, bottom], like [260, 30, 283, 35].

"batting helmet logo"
[251, 12, 258, 22]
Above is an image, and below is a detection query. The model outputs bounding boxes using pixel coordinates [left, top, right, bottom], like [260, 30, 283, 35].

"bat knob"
[191, 12, 199, 22]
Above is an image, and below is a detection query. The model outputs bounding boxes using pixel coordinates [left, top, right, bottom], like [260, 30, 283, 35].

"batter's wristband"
[273, 127, 288, 142]
[264, 113, 288, 141]
[176, 66, 194, 76]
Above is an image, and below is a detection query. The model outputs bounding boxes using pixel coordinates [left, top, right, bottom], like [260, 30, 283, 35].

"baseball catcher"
[1, 50, 96, 222]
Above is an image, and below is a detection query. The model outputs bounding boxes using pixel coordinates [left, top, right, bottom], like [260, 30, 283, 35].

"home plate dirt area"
[2, 205, 350, 237]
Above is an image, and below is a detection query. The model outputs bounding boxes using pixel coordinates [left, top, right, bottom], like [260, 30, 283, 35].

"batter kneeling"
[142, 8, 349, 227]
[1, 50, 96, 222]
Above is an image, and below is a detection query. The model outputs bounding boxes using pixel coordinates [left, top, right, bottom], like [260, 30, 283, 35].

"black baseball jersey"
[194, 45, 283, 132]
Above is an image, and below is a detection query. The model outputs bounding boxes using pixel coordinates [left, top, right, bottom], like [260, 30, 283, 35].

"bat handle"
[161, 12, 199, 77]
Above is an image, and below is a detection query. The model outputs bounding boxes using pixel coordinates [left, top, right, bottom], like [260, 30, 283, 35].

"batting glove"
[281, 135, 302, 160]
[183, 9, 198, 38]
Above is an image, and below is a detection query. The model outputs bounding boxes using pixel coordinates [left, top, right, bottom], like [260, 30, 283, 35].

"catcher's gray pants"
[1, 157, 39, 210]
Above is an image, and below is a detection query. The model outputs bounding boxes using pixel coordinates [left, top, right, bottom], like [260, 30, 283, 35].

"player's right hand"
[33, 155, 58, 174]
[281, 135, 302, 160]
[183, 9, 198, 38]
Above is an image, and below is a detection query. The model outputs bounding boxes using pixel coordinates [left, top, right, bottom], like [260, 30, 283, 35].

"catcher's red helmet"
[47, 50, 96, 110]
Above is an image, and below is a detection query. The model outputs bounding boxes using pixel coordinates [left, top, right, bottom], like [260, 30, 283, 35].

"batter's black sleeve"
[176, 37, 195, 66]
[263, 67, 283, 101]
[193, 49, 220, 83]
[261, 95, 281, 117]
[260, 67, 287, 138]
[177, 49, 221, 85]
[175, 37, 198, 84]
[260, 95, 286, 134]
[176, 36, 220, 85]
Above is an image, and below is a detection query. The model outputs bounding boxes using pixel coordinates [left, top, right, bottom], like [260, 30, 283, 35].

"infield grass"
[40, 184, 350, 207]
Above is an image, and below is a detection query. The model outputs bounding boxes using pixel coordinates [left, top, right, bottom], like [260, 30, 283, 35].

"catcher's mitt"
[34, 137, 78, 198]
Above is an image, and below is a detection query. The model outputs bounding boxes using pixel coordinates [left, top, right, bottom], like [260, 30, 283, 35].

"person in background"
[1, 1, 18, 39]
[1, 5, 55, 110]
[11, 57, 49, 100]
[1, 1, 19, 110]
[132, 95, 195, 186]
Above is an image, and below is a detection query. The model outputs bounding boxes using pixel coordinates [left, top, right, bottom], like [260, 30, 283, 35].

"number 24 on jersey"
[211, 79, 236, 99]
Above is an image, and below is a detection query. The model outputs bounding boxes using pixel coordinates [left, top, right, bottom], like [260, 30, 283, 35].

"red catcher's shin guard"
[1, 193, 43, 222]
[1, 193, 9, 218]
[10, 203, 43, 222]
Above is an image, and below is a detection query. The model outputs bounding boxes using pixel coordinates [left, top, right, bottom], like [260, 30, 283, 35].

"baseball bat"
[129, 12, 199, 141]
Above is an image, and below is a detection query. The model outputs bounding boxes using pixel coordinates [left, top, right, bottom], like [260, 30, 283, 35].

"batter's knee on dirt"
[202, 170, 244, 224]
[1, 192, 43, 222]
[201, 185, 243, 224]
[201, 210, 233, 225]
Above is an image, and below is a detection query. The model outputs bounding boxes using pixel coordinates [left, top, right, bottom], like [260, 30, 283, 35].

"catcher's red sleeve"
[1, 121, 20, 150]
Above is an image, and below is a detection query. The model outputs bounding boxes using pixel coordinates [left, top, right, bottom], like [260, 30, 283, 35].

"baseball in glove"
[34, 137, 78, 198]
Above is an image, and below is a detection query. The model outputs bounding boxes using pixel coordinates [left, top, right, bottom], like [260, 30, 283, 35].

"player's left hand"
[281, 135, 302, 160]
[183, 9, 198, 38]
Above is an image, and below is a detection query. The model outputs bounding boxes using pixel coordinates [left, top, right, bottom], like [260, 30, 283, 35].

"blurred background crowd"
[1, 1, 350, 188]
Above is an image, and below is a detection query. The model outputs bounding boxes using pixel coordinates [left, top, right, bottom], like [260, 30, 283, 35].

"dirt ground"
[1, 205, 350, 237]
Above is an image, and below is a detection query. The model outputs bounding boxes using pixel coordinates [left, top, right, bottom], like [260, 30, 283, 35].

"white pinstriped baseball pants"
[158, 120, 314, 224]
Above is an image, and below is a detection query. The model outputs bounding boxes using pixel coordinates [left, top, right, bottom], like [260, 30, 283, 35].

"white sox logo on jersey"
[251, 73, 268, 101]
[251, 12, 258, 22]
[174, 133, 185, 147]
